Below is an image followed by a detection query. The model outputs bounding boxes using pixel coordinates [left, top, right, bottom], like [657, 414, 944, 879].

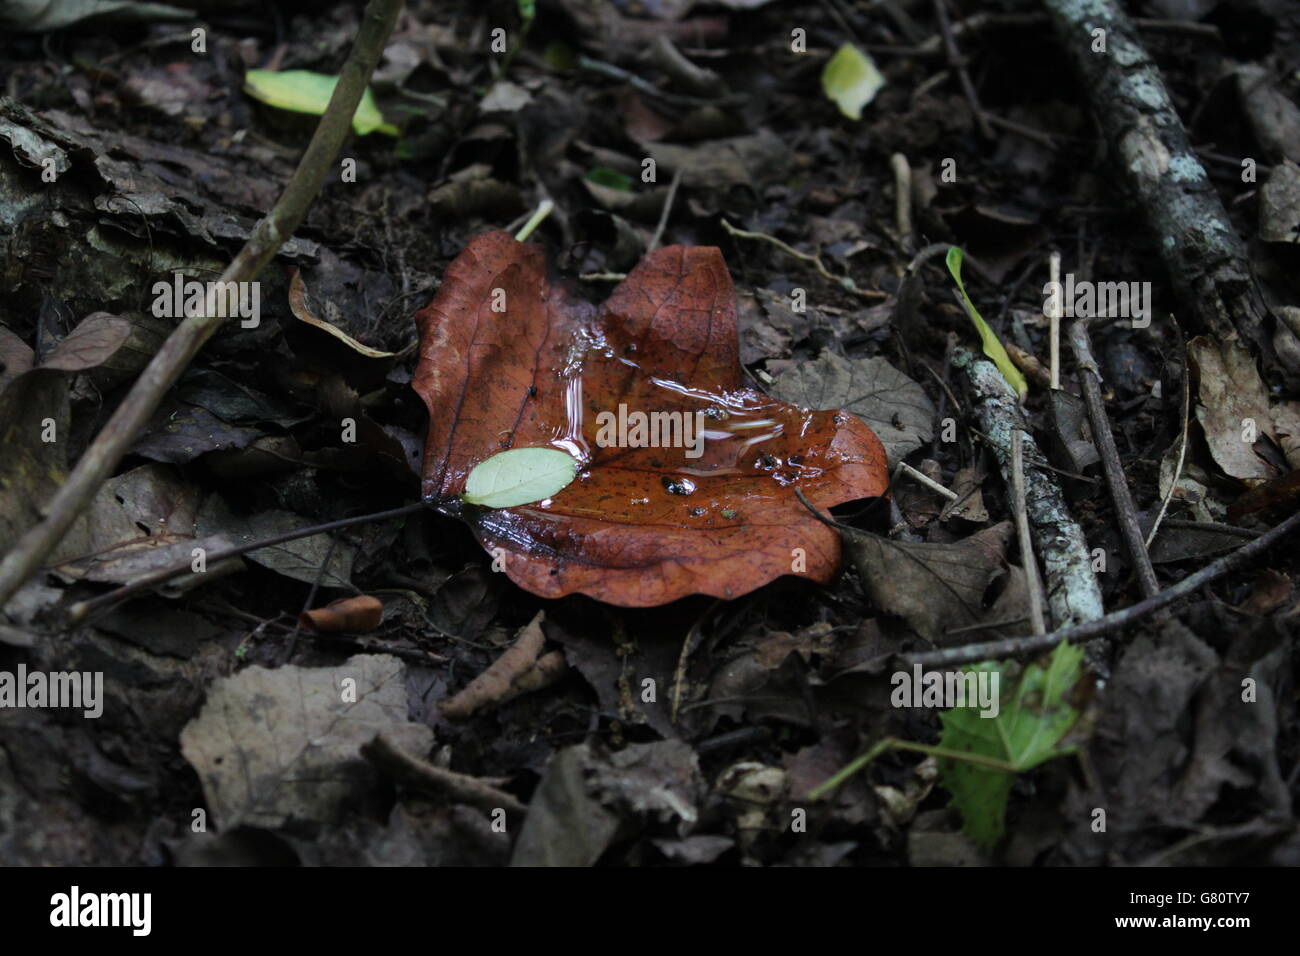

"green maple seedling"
[808, 639, 1086, 848]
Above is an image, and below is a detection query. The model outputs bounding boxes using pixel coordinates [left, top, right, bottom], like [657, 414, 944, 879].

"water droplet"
[661, 476, 697, 496]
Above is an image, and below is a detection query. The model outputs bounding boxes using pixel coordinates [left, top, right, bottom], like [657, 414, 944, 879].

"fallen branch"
[0, 0, 405, 611]
[1041, 0, 1272, 360]
[953, 348, 1104, 629]
[904, 506, 1300, 667]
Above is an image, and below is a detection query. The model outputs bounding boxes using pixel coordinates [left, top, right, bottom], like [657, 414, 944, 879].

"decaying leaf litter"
[1, 0, 1299, 866]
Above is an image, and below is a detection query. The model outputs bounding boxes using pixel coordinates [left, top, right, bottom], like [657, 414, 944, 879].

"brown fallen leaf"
[1272, 400, 1300, 470]
[1188, 335, 1276, 482]
[299, 595, 384, 633]
[412, 233, 889, 606]
[1005, 343, 1053, 391]
[288, 268, 397, 359]
[1, 316, 151, 557]
[1226, 468, 1300, 522]
[894, 458, 948, 528]
[941, 464, 989, 523]
[440, 611, 567, 719]
[836, 521, 1015, 643]
[0, 325, 35, 391]
[770, 349, 935, 466]
[1236, 568, 1292, 617]
[180, 654, 433, 829]
[41, 311, 131, 372]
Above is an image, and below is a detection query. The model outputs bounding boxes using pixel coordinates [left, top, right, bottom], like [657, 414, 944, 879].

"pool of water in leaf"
[520, 341, 860, 525]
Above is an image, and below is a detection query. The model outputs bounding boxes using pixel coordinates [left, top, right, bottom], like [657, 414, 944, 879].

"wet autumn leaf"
[412, 232, 889, 606]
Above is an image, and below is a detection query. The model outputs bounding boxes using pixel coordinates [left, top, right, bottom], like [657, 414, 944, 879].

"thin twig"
[890, 152, 913, 248]
[1010, 428, 1047, 634]
[66, 502, 428, 623]
[576, 54, 743, 108]
[932, 0, 994, 140]
[0, 0, 406, 612]
[1069, 320, 1160, 599]
[719, 218, 886, 300]
[1048, 251, 1061, 389]
[967, 426, 1098, 483]
[1159, 518, 1261, 538]
[284, 534, 341, 664]
[1146, 322, 1190, 546]
[896, 461, 958, 501]
[904, 507, 1300, 667]
[648, 167, 684, 252]
[671, 600, 720, 725]
[982, 112, 1059, 149]
[361, 733, 526, 816]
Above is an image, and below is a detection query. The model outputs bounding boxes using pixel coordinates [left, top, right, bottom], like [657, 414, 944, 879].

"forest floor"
[1, 0, 1298, 866]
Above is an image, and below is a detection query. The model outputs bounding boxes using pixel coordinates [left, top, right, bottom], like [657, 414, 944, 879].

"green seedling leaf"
[517, 0, 536, 24]
[946, 247, 1029, 400]
[585, 166, 634, 191]
[463, 447, 578, 509]
[938, 639, 1085, 847]
[820, 44, 884, 120]
[243, 69, 399, 137]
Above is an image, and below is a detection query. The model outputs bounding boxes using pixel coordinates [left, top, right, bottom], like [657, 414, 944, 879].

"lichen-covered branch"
[1042, 0, 1271, 359]
[953, 348, 1104, 629]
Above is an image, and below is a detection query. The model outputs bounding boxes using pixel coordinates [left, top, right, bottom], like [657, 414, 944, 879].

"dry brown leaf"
[288, 268, 397, 359]
[1188, 335, 1276, 481]
[299, 595, 384, 633]
[839, 521, 1015, 643]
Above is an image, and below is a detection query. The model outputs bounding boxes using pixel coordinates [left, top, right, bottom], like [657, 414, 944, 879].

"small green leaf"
[463, 447, 578, 508]
[938, 640, 1085, 846]
[585, 166, 634, 191]
[945, 247, 1029, 400]
[517, 0, 537, 24]
[243, 69, 398, 137]
[820, 44, 885, 120]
